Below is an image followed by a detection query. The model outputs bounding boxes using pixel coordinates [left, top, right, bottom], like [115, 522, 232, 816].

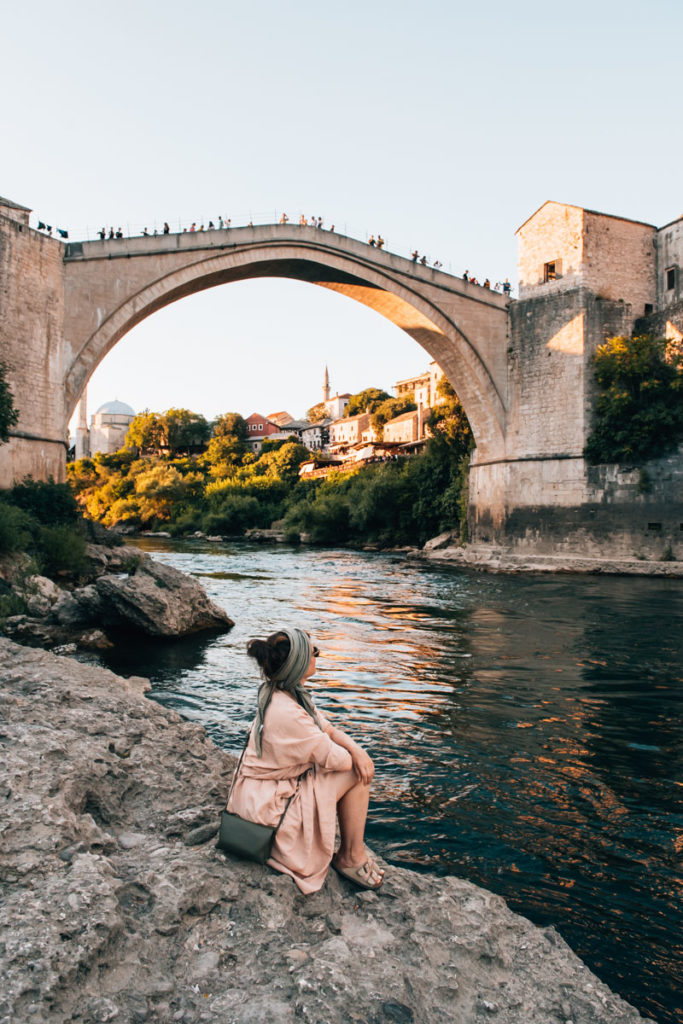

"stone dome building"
[90, 400, 135, 454]
[74, 396, 136, 457]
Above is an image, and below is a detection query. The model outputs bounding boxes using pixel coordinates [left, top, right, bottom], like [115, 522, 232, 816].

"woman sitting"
[227, 627, 384, 893]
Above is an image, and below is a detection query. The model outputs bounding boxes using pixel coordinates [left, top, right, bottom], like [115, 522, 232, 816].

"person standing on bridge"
[280, 213, 289, 224]
[377, 235, 385, 249]
[163, 222, 170, 235]
[225, 628, 385, 893]
[411, 250, 419, 262]
[368, 234, 375, 246]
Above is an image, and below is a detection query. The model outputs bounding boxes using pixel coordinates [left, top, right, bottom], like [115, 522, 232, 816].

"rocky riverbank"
[0, 541, 233, 652]
[417, 534, 683, 577]
[0, 638, 652, 1024]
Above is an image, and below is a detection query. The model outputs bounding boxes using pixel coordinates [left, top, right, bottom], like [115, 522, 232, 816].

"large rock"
[95, 556, 234, 636]
[0, 639, 651, 1024]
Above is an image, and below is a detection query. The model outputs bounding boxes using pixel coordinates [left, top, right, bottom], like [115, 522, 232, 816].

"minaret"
[323, 365, 331, 403]
[75, 390, 90, 459]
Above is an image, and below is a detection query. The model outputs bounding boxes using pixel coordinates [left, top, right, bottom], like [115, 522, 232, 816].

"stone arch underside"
[64, 246, 507, 458]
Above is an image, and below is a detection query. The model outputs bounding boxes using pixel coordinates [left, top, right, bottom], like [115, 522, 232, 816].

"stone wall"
[656, 216, 683, 307]
[516, 203, 656, 323]
[0, 213, 67, 484]
[471, 447, 683, 560]
[517, 202, 584, 293]
[634, 298, 683, 346]
[582, 210, 655, 317]
[468, 281, 683, 558]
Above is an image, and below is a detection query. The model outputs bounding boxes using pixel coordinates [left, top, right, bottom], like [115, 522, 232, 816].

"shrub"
[0, 592, 26, 620]
[0, 362, 19, 443]
[36, 525, 88, 577]
[201, 494, 262, 536]
[4, 478, 80, 525]
[585, 335, 683, 465]
[0, 503, 36, 554]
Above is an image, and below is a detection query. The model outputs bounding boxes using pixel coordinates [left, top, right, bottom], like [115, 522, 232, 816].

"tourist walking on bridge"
[225, 628, 385, 893]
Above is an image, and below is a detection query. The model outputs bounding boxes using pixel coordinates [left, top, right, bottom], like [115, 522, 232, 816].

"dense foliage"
[370, 393, 417, 439]
[306, 401, 328, 423]
[68, 394, 474, 547]
[0, 363, 19, 443]
[346, 388, 391, 415]
[0, 479, 88, 578]
[125, 408, 212, 455]
[584, 335, 683, 465]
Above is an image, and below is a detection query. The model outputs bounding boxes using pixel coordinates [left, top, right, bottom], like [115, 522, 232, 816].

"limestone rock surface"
[0, 639, 651, 1024]
[95, 556, 234, 636]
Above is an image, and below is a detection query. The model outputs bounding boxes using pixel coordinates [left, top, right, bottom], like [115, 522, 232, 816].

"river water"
[90, 539, 682, 1024]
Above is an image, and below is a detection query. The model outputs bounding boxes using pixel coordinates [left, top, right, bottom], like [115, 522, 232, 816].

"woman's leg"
[332, 771, 383, 878]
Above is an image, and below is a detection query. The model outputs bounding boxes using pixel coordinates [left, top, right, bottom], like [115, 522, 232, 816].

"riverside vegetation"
[66, 382, 474, 548]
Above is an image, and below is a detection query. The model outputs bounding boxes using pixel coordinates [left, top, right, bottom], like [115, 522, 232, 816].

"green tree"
[346, 387, 391, 415]
[306, 401, 327, 423]
[125, 411, 165, 454]
[370, 393, 417, 439]
[212, 412, 248, 440]
[255, 440, 310, 484]
[584, 335, 683, 465]
[205, 434, 246, 477]
[0, 363, 19, 443]
[162, 408, 211, 453]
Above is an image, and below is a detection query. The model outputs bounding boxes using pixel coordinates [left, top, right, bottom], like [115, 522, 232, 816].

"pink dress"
[227, 689, 353, 893]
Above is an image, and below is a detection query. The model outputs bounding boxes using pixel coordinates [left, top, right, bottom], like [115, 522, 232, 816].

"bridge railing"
[50, 210, 469, 279]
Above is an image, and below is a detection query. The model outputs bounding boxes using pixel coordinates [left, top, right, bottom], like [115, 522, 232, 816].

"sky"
[2, 0, 682, 426]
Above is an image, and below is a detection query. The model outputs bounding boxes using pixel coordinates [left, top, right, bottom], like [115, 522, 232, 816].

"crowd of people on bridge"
[86, 213, 512, 294]
[462, 270, 511, 294]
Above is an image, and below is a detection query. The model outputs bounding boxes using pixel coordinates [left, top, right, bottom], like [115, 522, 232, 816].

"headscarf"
[252, 627, 322, 756]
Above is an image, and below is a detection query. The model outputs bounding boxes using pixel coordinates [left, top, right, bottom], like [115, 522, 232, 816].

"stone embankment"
[0, 542, 233, 652]
[418, 533, 683, 576]
[0, 638, 651, 1024]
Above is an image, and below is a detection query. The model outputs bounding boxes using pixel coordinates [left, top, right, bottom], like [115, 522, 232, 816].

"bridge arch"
[63, 234, 508, 460]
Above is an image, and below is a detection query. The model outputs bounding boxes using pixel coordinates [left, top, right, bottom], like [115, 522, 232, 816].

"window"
[544, 259, 562, 282]
[665, 267, 676, 291]
[644, 303, 653, 315]
[258, 424, 263, 431]
[647, 522, 662, 531]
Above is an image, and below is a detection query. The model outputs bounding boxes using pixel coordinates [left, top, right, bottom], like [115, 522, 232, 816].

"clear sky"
[3, 0, 681, 425]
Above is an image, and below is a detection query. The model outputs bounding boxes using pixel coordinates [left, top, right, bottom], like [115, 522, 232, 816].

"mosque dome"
[95, 400, 135, 417]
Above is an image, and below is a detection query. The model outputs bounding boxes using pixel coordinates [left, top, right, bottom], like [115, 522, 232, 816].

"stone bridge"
[60, 227, 510, 460]
[4, 198, 679, 557]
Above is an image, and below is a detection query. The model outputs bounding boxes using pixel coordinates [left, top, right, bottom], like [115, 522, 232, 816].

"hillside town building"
[329, 412, 371, 448]
[266, 411, 295, 427]
[244, 413, 281, 452]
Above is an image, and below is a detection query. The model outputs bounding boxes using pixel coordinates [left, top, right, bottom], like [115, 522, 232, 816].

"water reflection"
[89, 541, 682, 1024]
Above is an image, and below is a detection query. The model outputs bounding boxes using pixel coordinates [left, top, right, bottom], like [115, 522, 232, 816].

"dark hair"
[247, 631, 291, 681]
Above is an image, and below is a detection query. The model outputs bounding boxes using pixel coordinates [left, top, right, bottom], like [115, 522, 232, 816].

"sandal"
[332, 854, 385, 890]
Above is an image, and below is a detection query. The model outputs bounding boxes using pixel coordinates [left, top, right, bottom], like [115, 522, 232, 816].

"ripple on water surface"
[90, 539, 683, 1024]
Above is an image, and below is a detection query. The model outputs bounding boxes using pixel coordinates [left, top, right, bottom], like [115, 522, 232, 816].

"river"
[88, 538, 682, 1024]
